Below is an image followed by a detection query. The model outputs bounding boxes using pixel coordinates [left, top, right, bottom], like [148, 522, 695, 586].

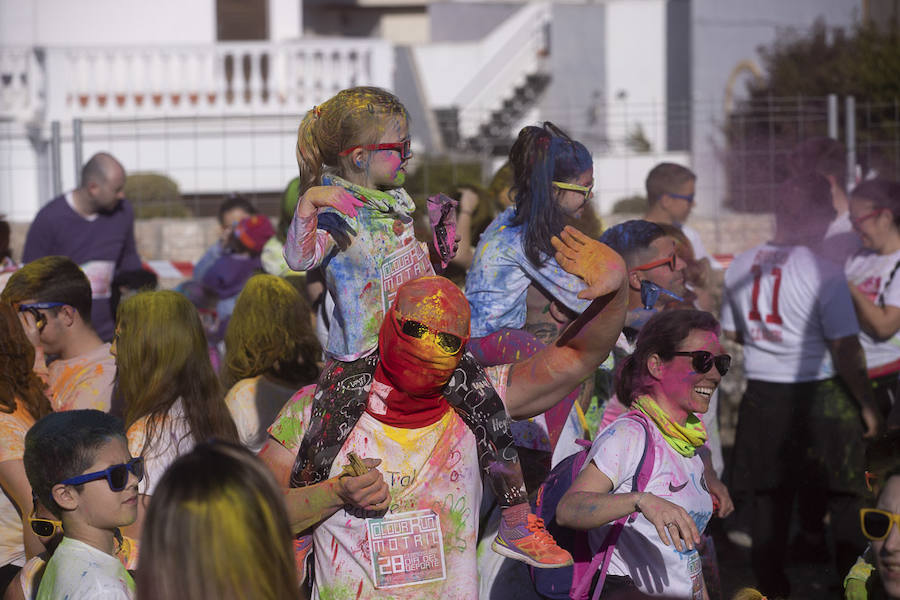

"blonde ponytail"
[294, 87, 409, 194]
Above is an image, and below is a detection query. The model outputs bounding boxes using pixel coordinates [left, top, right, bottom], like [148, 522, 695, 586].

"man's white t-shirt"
[269, 365, 511, 600]
[585, 417, 713, 599]
[721, 243, 860, 383]
[36, 537, 135, 600]
[845, 248, 900, 371]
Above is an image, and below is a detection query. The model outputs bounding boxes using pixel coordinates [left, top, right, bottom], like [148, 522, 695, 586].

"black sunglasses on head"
[672, 350, 731, 376]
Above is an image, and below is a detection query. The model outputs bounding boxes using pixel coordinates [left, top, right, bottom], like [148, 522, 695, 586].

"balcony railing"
[0, 39, 394, 122]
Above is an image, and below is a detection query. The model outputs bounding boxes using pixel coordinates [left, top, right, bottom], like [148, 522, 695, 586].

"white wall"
[412, 43, 483, 107]
[604, 0, 667, 153]
[592, 151, 691, 214]
[269, 0, 302, 41]
[0, 0, 217, 46]
[380, 12, 430, 44]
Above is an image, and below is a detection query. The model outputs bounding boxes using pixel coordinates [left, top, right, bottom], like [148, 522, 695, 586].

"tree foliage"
[726, 19, 900, 212]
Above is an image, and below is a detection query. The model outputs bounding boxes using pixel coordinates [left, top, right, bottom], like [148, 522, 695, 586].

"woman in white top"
[846, 179, 900, 427]
[112, 290, 239, 541]
[222, 274, 321, 453]
[557, 309, 732, 599]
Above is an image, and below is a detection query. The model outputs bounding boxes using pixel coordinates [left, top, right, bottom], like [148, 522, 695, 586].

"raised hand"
[551, 225, 626, 301]
[17, 309, 42, 350]
[336, 457, 391, 512]
[636, 492, 702, 552]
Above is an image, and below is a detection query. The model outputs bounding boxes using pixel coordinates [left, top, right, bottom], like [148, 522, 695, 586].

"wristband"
[635, 491, 647, 512]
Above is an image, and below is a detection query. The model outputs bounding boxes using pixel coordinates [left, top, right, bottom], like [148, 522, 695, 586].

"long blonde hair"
[116, 291, 238, 453]
[222, 274, 321, 388]
[136, 441, 299, 600]
[295, 86, 408, 194]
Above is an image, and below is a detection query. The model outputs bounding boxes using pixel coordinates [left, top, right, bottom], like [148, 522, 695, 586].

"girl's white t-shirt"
[584, 416, 713, 599]
[845, 248, 900, 370]
[126, 399, 194, 496]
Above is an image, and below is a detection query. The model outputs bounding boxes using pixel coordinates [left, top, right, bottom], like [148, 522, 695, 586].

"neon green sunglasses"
[552, 181, 593, 198]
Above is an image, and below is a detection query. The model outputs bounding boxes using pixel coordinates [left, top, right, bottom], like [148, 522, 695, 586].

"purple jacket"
[23, 194, 142, 341]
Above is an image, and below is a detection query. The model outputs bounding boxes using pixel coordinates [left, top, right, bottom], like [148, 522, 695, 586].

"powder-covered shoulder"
[584, 416, 649, 489]
[267, 384, 317, 451]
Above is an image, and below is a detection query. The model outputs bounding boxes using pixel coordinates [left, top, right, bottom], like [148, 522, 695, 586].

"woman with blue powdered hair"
[465, 122, 606, 462]
[466, 121, 597, 348]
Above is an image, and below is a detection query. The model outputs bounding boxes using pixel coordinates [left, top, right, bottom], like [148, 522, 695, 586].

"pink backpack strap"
[568, 412, 656, 600]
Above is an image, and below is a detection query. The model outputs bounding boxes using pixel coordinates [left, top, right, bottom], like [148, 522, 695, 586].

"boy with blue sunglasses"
[23, 410, 140, 600]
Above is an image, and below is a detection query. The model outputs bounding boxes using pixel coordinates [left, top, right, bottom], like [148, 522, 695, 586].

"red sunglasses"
[339, 139, 412, 161]
[633, 251, 678, 272]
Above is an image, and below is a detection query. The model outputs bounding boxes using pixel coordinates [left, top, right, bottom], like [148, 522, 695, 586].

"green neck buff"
[632, 394, 707, 458]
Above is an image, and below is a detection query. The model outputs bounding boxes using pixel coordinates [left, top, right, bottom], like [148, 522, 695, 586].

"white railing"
[0, 39, 394, 122]
[0, 47, 43, 124]
[453, 2, 551, 139]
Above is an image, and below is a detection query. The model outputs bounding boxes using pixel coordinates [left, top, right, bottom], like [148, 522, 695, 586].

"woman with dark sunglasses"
[557, 309, 731, 599]
[0, 303, 52, 595]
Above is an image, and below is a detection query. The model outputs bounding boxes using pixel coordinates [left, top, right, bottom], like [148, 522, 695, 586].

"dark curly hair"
[615, 309, 721, 405]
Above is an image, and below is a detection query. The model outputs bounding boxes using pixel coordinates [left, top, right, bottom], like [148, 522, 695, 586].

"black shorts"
[731, 378, 867, 495]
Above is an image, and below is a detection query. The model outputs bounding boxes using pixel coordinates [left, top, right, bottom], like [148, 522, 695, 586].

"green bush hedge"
[124, 173, 192, 218]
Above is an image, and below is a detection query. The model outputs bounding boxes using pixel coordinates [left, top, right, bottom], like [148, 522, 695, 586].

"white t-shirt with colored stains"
[584, 416, 713, 600]
[269, 365, 510, 600]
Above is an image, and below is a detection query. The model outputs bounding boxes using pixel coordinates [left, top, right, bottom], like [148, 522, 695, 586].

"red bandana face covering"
[368, 277, 470, 428]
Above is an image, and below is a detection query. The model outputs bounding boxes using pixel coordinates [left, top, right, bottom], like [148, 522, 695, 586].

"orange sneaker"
[491, 513, 573, 568]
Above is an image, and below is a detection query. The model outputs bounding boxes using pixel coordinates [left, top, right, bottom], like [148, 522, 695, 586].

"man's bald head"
[80, 153, 126, 213]
[80, 153, 124, 188]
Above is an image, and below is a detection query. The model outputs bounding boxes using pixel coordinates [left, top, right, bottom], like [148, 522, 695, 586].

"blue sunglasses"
[668, 192, 694, 203]
[60, 457, 144, 492]
[17, 302, 67, 332]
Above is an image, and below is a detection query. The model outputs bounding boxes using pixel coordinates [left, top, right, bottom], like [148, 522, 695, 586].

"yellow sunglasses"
[860, 508, 900, 541]
[552, 181, 593, 198]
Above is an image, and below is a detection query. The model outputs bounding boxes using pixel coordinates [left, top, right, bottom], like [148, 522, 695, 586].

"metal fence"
[10, 93, 900, 223]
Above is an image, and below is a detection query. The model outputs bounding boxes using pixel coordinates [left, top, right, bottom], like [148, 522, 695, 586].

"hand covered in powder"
[304, 185, 365, 218]
[17, 310, 42, 350]
[635, 492, 702, 552]
[337, 458, 391, 512]
[551, 226, 626, 300]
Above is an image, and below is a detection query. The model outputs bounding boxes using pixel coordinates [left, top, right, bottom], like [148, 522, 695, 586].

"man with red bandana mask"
[261, 227, 628, 599]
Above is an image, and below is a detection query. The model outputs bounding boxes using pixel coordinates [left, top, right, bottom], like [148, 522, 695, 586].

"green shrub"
[612, 195, 647, 214]
[124, 173, 192, 218]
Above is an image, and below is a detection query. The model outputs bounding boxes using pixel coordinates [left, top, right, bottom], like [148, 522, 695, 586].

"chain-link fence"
[12, 94, 900, 226]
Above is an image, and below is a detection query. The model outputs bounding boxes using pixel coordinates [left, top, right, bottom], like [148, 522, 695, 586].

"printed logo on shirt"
[380, 239, 432, 312]
[79, 260, 116, 299]
[858, 276, 881, 302]
[687, 551, 703, 600]
[668, 480, 688, 493]
[367, 509, 446, 589]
